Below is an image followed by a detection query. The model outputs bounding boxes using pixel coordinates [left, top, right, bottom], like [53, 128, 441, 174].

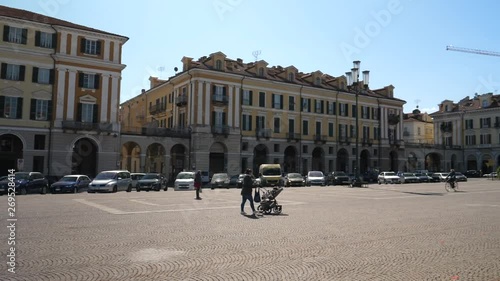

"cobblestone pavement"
[1, 179, 499, 281]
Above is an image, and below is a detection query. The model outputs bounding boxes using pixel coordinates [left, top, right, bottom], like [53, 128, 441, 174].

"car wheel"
[112, 186, 117, 193]
[136, 187, 141, 192]
[87, 190, 95, 193]
[41, 186, 47, 195]
[164, 187, 168, 191]
[127, 185, 132, 192]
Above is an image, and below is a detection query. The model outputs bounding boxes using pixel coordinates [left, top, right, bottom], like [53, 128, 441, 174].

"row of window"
[465, 134, 499, 145]
[3, 25, 102, 55]
[465, 117, 500, 129]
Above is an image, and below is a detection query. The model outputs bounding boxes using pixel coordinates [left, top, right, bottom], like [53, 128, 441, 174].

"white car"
[378, 172, 401, 184]
[305, 171, 326, 186]
[174, 171, 195, 191]
[88, 170, 132, 193]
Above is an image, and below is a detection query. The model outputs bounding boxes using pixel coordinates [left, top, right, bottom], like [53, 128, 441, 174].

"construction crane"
[446, 46, 500, 57]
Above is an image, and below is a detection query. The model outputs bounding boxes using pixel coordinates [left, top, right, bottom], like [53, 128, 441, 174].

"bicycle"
[444, 179, 458, 192]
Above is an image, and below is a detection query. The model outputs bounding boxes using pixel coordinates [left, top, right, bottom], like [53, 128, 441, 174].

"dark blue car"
[51, 175, 91, 193]
[0, 172, 49, 195]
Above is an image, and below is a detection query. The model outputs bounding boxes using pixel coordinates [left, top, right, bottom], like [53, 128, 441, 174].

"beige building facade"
[120, 52, 407, 179]
[0, 5, 127, 177]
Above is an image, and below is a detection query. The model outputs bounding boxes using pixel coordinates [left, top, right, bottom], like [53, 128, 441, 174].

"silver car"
[88, 170, 132, 193]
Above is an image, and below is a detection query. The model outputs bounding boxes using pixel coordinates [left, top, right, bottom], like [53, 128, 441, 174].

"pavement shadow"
[401, 191, 444, 196]
[243, 214, 259, 219]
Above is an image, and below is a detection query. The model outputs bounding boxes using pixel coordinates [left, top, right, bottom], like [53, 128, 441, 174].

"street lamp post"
[345, 61, 369, 187]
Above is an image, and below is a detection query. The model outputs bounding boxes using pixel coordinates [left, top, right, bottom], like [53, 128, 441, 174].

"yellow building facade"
[0, 5, 127, 177]
[120, 52, 406, 178]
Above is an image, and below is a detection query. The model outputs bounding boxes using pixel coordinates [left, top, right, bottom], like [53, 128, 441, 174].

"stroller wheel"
[273, 206, 282, 215]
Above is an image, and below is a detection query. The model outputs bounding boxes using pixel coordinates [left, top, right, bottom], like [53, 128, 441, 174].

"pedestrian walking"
[194, 170, 202, 200]
[241, 168, 256, 215]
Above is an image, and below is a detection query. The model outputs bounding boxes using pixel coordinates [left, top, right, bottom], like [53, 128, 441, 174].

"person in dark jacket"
[194, 170, 202, 200]
[446, 168, 457, 189]
[241, 168, 256, 215]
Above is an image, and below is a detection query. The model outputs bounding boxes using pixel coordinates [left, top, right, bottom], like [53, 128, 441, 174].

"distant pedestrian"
[241, 168, 256, 215]
[194, 170, 202, 200]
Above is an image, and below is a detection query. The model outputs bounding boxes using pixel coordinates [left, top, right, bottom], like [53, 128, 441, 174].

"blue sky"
[4, 0, 499, 113]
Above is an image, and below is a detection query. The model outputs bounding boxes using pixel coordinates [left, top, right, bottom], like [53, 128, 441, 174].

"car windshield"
[131, 174, 145, 180]
[309, 171, 323, 177]
[262, 168, 281, 176]
[287, 173, 302, 178]
[335, 172, 347, 176]
[15, 173, 29, 180]
[95, 172, 117, 180]
[442, 173, 449, 177]
[176, 173, 194, 179]
[385, 172, 396, 176]
[60, 176, 79, 182]
[455, 172, 464, 176]
[403, 173, 414, 176]
[213, 174, 228, 180]
[142, 174, 159, 180]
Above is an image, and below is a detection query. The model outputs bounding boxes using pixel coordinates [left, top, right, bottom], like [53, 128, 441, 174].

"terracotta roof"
[0, 5, 128, 39]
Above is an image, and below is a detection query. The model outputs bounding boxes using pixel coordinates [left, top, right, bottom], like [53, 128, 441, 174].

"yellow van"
[258, 164, 283, 187]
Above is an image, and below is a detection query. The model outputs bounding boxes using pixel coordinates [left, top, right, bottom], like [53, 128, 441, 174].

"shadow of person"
[243, 214, 259, 219]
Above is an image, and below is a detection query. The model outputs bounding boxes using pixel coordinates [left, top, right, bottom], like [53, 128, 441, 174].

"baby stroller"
[257, 186, 283, 215]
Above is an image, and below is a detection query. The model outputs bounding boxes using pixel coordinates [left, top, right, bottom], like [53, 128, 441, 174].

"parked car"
[362, 171, 379, 183]
[378, 172, 401, 184]
[463, 170, 481, 178]
[415, 173, 432, 183]
[130, 173, 146, 190]
[174, 171, 195, 191]
[305, 171, 326, 186]
[235, 173, 256, 188]
[326, 171, 351, 185]
[137, 173, 167, 191]
[0, 172, 49, 195]
[51, 175, 91, 193]
[455, 172, 468, 182]
[431, 172, 449, 182]
[397, 172, 420, 184]
[211, 173, 230, 189]
[88, 170, 132, 193]
[201, 171, 211, 185]
[284, 173, 305, 187]
[228, 175, 240, 188]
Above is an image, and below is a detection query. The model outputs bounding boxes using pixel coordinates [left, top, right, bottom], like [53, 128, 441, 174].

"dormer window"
[315, 77, 321, 86]
[482, 99, 488, 108]
[258, 67, 265, 77]
[288, 72, 294, 81]
[444, 105, 449, 112]
[215, 60, 222, 70]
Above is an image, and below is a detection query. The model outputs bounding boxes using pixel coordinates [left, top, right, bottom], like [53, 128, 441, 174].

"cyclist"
[445, 169, 457, 189]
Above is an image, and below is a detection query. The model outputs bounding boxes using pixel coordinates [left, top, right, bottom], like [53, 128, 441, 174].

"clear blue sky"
[4, 0, 499, 113]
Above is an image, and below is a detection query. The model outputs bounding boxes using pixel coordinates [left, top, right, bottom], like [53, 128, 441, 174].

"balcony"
[212, 95, 228, 104]
[212, 125, 229, 136]
[62, 121, 114, 133]
[149, 103, 166, 115]
[495, 122, 500, 128]
[175, 95, 187, 107]
[440, 122, 453, 133]
[256, 128, 272, 139]
[388, 114, 400, 125]
[338, 136, 350, 144]
[313, 134, 327, 144]
[361, 138, 373, 146]
[121, 126, 190, 138]
[286, 132, 300, 142]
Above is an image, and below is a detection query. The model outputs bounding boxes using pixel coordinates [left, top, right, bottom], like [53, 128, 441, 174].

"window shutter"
[240, 89, 243, 105]
[35, 31, 41, 47]
[272, 94, 275, 108]
[19, 65, 25, 81]
[479, 118, 483, 128]
[346, 104, 349, 116]
[96, 40, 102, 55]
[321, 100, 324, 113]
[32, 67, 39, 83]
[51, 33, 57, 49]
[77, 103, 82, 122]
[0, 63, 6, 79]
[94, 74, 100, 89]
[78, 72, 84, 87]
[49, 69, 55, 84]
[222, 112, 226, 125]
[211, 111, 215, 126]
[21, 29, 27, 44]
[212, 85, 216, 95]
[249, 115, 252, 131]
[301, 98, 304, 111]
[92, 104, 98, 123]
[80, 38, 86, 53]
[47, 100, 53, 120]
[333, 102, 336, 115]
[280, 95, 283, 109]
[0, 96, 4, 117]
[222, 86, 226, 97]
[307, 99, 311, 112]
[30, 99, 36, 120]
[3, 26, 9, 41]
[367, 107, 370, 119]
[352, 105, 356, 117]
[16, 98, 23, 119]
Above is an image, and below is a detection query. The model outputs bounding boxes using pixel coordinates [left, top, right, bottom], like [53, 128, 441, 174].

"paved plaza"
[1, 179, 499, 281]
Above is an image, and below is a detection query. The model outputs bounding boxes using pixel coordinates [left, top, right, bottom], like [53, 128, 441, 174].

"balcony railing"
[286, 132, 300, 141]
[175, 95, 187, 106]
[361, 138, 373, 146]
[338, 136, 350, 144]
[62, 121, 114, 133]
[149, 103, 166, 115]
[256, 128, 272, 139]
[121, 126, 190, 138]
[313, 134, 327, 143]
[212, 125, 230, 136]
[212, 95, 228, 104]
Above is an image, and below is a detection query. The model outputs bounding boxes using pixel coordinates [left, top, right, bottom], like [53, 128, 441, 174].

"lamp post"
[345, 61, 369, 187]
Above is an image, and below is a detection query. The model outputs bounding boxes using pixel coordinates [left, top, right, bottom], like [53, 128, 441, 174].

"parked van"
[88, 170, 132, 193]
[258, 164, 283, 187]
